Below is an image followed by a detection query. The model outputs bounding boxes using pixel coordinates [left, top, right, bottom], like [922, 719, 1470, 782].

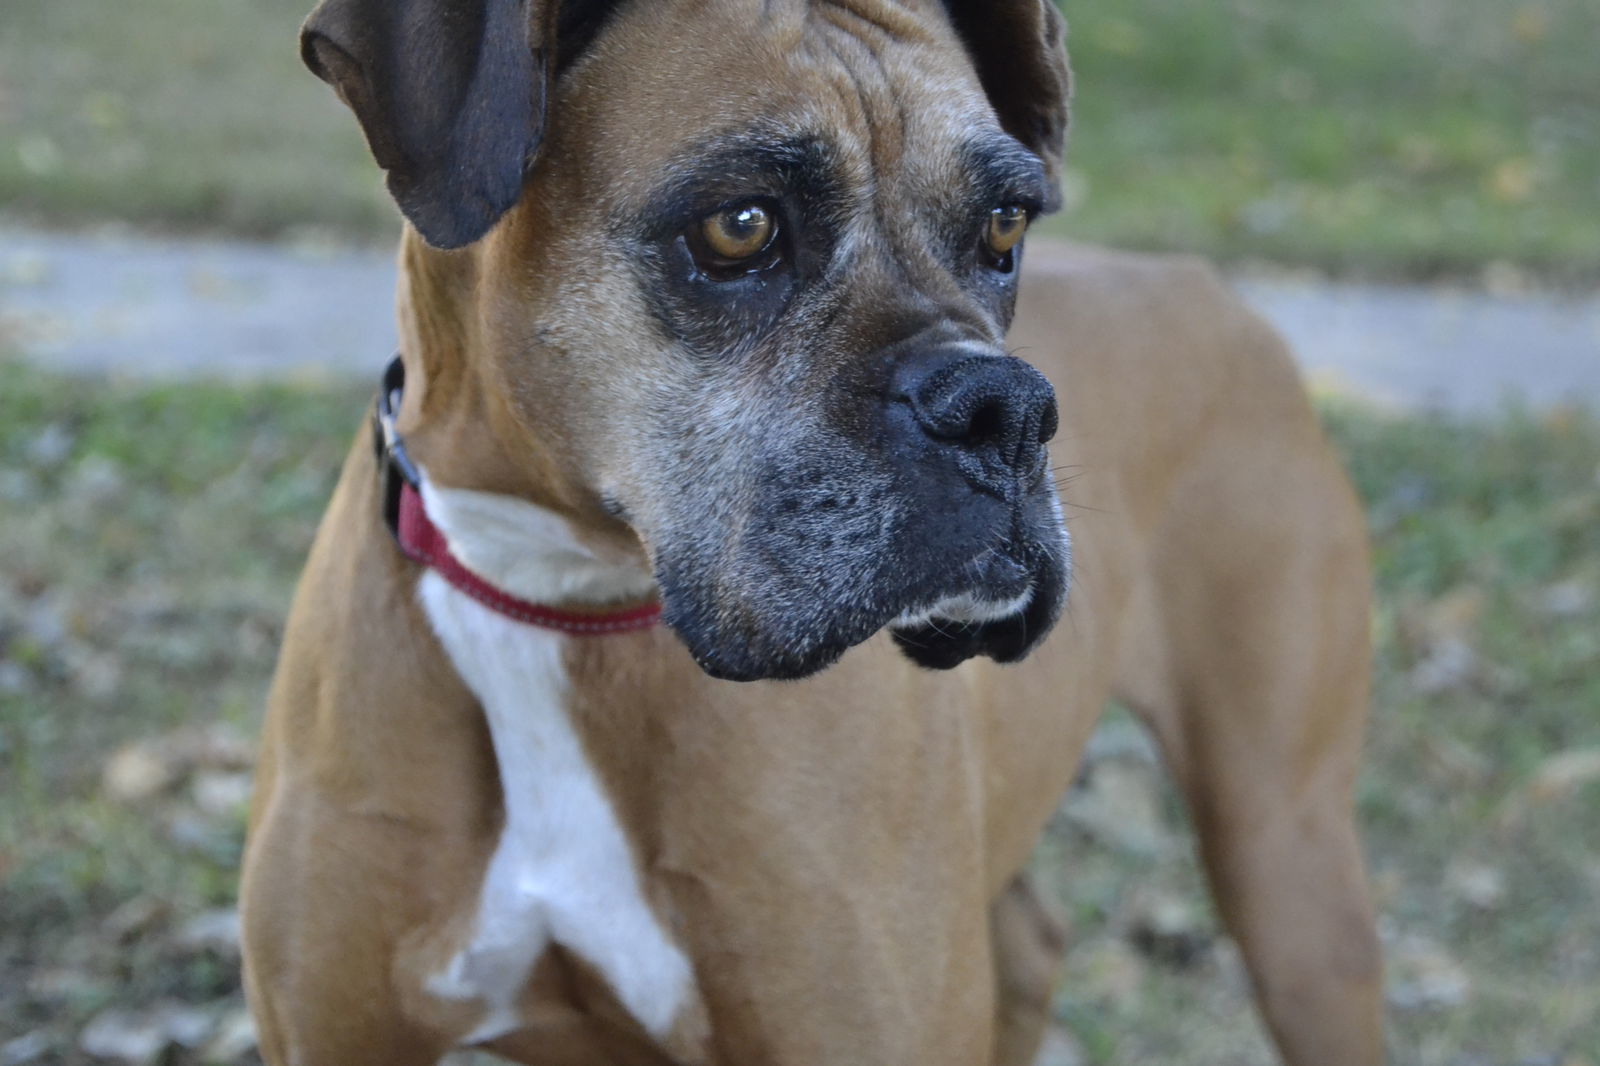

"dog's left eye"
[685, 200, 782, 279]
[979, 203, 1030, 264]
[984, 205, 1028, 271]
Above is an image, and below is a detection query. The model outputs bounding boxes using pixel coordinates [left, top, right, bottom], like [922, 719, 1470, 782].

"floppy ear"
[942, 0, 1073, 211]
[300, 0, 558, 248]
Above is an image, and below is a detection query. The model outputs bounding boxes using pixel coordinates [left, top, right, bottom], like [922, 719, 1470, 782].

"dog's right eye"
[685, 201, 782, 279]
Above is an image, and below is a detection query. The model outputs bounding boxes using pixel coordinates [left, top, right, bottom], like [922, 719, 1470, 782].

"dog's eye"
[691, 202, 779, 271]
[985, 205, 1028, 265]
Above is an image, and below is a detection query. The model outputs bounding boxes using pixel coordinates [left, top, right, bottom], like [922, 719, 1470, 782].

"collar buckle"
[372, 354, 422, 540]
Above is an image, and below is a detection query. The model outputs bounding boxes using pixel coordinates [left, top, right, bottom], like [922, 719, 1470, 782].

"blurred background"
[1, 1, 1596, 1064]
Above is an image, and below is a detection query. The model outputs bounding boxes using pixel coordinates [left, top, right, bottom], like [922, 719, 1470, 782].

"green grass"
[0, 365, 365, 1060]
[2, 364, 1597, 1062]
[2, 0, 1598, 278]
[0, 0, 392, 240]
[1037, 399, 1600, 1064]
[1051, 0, 1600, 280]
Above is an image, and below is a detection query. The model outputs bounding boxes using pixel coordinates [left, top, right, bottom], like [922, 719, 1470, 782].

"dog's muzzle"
[655, 342, 1070, 683]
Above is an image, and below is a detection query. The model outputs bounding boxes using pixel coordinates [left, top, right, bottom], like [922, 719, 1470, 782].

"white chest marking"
[415, 480, 690, 1044]
[418, 478, 659, 606]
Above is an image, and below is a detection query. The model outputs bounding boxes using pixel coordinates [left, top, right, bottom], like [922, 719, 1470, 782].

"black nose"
[894, 347, 1058, 475]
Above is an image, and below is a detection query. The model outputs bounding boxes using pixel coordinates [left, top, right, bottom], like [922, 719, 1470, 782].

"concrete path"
[1, 226, 396, 382]
[3, 226, 1597, 412]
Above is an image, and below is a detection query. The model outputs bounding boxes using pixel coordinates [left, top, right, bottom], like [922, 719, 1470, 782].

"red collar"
[374, 355, 661, 637]
[394, 482, 662, 635]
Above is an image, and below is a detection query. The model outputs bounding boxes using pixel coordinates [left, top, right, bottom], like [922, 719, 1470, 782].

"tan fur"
[243, 1, 1382, 1062]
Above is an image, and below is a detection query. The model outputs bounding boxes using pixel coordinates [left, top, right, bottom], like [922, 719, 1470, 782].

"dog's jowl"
[241, 2, 1384, 1064]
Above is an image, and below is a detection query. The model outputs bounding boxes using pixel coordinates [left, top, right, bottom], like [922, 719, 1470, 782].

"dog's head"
[303, 0, 1074, 681]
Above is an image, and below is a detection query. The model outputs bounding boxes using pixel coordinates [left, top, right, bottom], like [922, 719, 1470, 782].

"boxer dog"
[241, 1, 1383, 1063]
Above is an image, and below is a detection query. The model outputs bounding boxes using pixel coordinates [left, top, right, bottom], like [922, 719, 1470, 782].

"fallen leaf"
[1409, 637, 1478, 695]
[1386, 934, 1472, 1010]
[1538, 579, 1595, 618]
[101, 743, 178, 804]
[1488, 158, 1536, 204]
[191, 771, 253, 818]
[1059, 761, 1171, 857]
[80, 1004, 213, 1063]
[1034, 1027, 1085, 1066]
[1445, 862, 1507, 911]
[201, 1008, 257, 1063]
[101, 895, 170, 944]
[26, 966, 101, 1004]
[0, 1030, 53, 1066]
[174, 908, 242, 960]
[1125, 892, 1213, 969]
[1528, 748, 1600, 802]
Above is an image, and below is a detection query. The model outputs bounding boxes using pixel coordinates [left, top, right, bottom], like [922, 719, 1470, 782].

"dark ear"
[300, 0, 558, 248]
[943, 0, 1073, 211]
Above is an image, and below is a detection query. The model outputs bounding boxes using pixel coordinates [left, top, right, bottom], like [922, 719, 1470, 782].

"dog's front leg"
[989, 873, 1069, 1066]
[241, 804, 466, 1066]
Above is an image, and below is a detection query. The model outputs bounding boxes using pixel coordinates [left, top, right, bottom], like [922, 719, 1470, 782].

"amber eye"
[986, 204, 1029, 259]
[699, 202, 777, 263]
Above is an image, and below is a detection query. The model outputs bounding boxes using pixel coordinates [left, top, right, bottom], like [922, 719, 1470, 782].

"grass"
[0, 365, 363, 1061]
[1054, 0, 1600, 280]
[1038, 399, 1600, 1064]
[2, 363, 1597, 1062]
[2, 0, 1598, 279]
[0, 0, 392, 240]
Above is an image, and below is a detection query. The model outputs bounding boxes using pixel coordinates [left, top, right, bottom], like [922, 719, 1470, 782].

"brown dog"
[240, 1, 1383, 1063]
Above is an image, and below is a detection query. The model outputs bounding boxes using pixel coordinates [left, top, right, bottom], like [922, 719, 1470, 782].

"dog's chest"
[417, 570, 694, 1046]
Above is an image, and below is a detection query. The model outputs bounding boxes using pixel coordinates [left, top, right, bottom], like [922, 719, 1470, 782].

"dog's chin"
[889, 564, 1067, 670]
[890, 609, 1040, 671]
[664, 548, 1069, 683]
[890, 526, 1072, 671]
[664, 608, 875, 684]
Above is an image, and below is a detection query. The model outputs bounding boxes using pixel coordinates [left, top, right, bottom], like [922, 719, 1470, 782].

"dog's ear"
[300, 0, 559, 248]
[942, 0, 1073, 211]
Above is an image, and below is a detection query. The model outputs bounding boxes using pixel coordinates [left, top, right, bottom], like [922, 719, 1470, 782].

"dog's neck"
[395, 231, 481, 424]
[393, 229, 658, 607]
[415, 475, 658, 608]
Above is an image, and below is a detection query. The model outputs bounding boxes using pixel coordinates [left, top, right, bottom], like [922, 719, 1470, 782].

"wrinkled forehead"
[555, 0, 1033, 211]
